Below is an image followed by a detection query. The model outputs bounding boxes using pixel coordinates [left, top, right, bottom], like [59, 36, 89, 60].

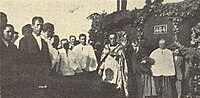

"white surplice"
[59, 48, 73, 76]
[72, 44, 98, 72]
[100, 44, 128, 96]
[150, 48, 175, 76]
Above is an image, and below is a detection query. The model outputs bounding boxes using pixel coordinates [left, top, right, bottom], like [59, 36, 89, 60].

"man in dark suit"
[0, 12, 8, 33]
[126, 38, 147, 98]
[1, 24, 18, 97]
[1, 24, 17, 64]
[19, 16, 51, 89]
[173, 48, 184, 98]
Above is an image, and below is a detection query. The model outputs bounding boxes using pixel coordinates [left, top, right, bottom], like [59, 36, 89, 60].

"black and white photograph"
[0, 0, 200, 98]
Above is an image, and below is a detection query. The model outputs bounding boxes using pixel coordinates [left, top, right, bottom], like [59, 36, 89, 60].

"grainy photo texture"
[0, 0, 200, 98]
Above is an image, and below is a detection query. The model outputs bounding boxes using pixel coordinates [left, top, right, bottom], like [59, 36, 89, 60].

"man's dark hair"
[63, 43, 70, 50]
[131, 37, 139, 43]
[2, 24, 14, 31]
[79, 33, 86, 39]
[69, 35, 76, 40]
[0, 12, 8, 35]
[61, 38, 68, 42]
[32, 16, 44, 25]
[52, 35, 60, 49]
[1, 24, 14, 37]
[22, 24, 33, 35]
[0, 12, 8, 25]
[42, 22, 54, 32]
[109, 33, 117, 38]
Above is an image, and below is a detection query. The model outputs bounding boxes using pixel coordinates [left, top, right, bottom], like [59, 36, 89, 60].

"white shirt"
[73, 44, 98, 71]
[32, 33, 42, 50]
[73, 44, 94, 57]
[174, 56, 178, 62]
[69, 43, 75, 50]
[150, 48, 175, 76]
[133, 46, 139, 53]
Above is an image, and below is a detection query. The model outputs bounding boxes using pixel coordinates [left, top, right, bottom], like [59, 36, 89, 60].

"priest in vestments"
[98, 33, 128, 97]
[150, 39, 175, 98]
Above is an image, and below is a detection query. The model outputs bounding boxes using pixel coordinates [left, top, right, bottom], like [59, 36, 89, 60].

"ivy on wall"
[87, 0, 200, 64]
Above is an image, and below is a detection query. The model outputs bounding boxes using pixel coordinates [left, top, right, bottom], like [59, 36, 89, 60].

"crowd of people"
[1, 11, 199, 98]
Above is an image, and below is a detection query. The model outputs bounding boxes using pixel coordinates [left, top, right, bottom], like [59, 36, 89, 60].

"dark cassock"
[140, 56, 157, 98]
[19, 33, 51, 87]
[125, 44, 143, 97]
[126, 42, 157, 98]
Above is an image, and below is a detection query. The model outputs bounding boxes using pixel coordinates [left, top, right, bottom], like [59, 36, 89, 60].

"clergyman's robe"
[99, 44, 128, 96]
[72, 44, 98, 72]
[59, 48, 82, 76]
[150, 48, 175, 98]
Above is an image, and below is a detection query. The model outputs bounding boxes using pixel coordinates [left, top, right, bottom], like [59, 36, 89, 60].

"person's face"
[63, 43, 69, 50]
[105, 69, 114, 80]
[79, 36, 86, 45]
[70, 37, 76, 44]
[12, 33, 19, 42]
[61, 40, 68, 46]
[109, 34, 117, 45]
[174, 49, 179, 55]
[2, 27, 14, 41]
[47, 29, 54, 39]
[197, 23, 200, 28]
[138, 35, 142, 40]
[32, 19, 43, 35]
[159, 40, 165, 50]
[197, 23, 200, 26]
[132, 41, 138, 47]
[89, 40, 93, 45]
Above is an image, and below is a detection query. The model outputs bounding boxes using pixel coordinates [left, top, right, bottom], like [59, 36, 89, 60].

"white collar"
[32, 32, 42, 50]
[159, 48, 166, 51]
[32, 32, 40, 38]
[79, 44, 87, 47]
